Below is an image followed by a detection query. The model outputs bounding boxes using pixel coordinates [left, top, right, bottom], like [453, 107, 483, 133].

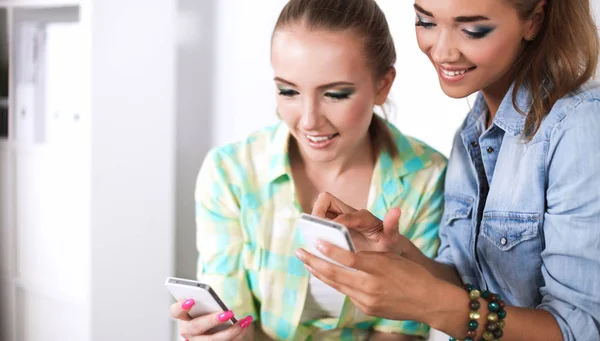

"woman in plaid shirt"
[170, 1, 446, 340]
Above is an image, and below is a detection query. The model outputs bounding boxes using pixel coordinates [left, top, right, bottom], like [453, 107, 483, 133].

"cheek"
[329, 96, 374, 130]
[415, 30, 433, 56]
[463, 36, 522, 70]
[276, 98, 300, 124]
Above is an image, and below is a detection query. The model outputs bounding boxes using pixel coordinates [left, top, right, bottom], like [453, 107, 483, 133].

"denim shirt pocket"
[480, 212, 543, 305]
[481, 212, 541, 251]
[443, 194, 474, 226]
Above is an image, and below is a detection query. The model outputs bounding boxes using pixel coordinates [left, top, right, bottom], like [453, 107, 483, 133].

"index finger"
[295, 245, 364, 288]
[332, 209, 378, 232]
[311, 192, 356, 219]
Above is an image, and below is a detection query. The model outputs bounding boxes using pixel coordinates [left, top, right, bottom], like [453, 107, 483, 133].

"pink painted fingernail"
[181, 299, 195, 310]
[240, 315, 253, 329]
[217, 310, 234, 322]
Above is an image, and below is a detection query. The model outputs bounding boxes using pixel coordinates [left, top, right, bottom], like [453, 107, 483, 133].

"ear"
[524, 0, 546, 40]
[374, 67, 396, 106]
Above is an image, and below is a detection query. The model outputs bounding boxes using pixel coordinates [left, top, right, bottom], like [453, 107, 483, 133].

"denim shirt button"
[471, 141, 479, 148]
[500, 237, 508, 246]
[487, 147, 495, 154]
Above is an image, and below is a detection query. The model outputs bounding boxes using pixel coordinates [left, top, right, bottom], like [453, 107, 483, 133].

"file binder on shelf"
[14, 21, 45, 143]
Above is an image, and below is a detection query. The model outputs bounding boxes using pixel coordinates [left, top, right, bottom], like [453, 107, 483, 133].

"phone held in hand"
[165, 277, 237, 324]
[297, 213, 357, 270]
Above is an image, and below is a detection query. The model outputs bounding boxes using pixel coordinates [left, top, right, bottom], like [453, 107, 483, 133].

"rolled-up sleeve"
[538, 99, 600, 340]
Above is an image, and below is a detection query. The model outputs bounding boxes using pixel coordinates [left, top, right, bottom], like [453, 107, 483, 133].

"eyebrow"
[413, 4, 434, 17]
[413, 4, 490, 23]
[455, 15, 490, 23]
[274, 77, 355, 89]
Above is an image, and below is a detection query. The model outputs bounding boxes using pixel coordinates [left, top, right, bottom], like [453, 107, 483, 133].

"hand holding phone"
[166, 277, 254, 339]
[297, 213, 356, 270]
[165, 277, 237, 322]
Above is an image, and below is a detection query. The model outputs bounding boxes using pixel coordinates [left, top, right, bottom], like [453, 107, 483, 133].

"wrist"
[423, 281, 471, 335]
[428, 284, 508, 341]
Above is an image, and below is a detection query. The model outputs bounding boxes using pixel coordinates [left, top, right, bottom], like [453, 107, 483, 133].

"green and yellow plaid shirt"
[195, 122, 447, 340]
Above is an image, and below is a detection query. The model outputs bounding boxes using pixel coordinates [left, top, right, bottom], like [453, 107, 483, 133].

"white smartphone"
[165, 277, 237, 325]
[297, 213, 356, 270]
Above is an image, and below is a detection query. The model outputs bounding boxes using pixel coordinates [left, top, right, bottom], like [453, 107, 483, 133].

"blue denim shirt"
[436, 82, 600, 340]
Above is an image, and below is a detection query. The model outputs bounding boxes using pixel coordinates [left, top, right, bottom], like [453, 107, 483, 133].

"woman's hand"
[169, 299, 253, 341]
[295, 241, 442, 323]
[312, 192, 421, 258]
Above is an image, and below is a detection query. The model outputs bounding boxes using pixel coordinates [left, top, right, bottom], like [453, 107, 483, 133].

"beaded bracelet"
[481, 289, 507, 341]
[449, 284, 507, 341]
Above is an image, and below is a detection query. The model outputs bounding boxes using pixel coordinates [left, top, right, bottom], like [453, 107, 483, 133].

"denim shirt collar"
[467, 83, 532, 137]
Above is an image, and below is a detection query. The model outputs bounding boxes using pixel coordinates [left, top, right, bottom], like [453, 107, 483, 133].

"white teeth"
[441, 68, 470, 77]
[306, 134, 334, 142]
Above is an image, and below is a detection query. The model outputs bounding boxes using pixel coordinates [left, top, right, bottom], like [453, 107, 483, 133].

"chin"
[439, 82, 477, 99]
[305, 150, 338, 163]
[297, 145, 337, 163]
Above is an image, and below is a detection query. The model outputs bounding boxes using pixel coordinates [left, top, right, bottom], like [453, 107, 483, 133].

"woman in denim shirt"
[296, 0, 600, 340]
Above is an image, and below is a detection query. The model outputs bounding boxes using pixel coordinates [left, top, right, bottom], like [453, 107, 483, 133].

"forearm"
[369, 331, 421, 341]
[427, 281, 563, 341]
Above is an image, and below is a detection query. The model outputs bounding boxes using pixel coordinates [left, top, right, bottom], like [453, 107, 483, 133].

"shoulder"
[536, 81, 600, 142]
[201, 123, 286, 183]
[386, 121, 448, 176]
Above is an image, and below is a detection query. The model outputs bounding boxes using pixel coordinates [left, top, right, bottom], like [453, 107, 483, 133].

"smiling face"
[414, 0, 536, 99]
[271, 26, 393, 164]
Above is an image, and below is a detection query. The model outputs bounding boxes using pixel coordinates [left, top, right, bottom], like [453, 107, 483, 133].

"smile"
[305, 134, 338, 142]
[438, 65, 477, 82]
[304, 133, 340, 149]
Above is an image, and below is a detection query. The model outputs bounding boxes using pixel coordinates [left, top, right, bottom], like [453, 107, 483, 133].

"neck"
[290, 133, 375, 180]
[481, 73, 513, 128]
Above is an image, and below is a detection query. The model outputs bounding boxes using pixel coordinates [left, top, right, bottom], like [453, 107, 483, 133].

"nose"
[300, 96, 324, 131]
[430, 30, 460, 64]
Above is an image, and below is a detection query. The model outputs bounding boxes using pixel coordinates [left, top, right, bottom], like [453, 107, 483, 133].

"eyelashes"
[278, 89, 299, 97]
[325, 90, 354, 100]
[415, 15, 436, 29]
[462, 27, 495, 39]
[277, 88, 355, 101]
[415, 21, 436, 29]
[415, 14, 496, 40]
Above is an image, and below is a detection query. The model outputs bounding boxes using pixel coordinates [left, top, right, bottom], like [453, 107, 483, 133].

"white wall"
[174, 0, 214, 284]
[90, 0, 176, 340]
[212, 0, 470, 157]
[212, 0, 285, 148]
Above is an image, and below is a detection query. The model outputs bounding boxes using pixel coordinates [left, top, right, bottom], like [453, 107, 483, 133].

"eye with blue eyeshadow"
[463, 26, 496, 39]
[325, 89, 355, 101]
[415, 14, 436, 29]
